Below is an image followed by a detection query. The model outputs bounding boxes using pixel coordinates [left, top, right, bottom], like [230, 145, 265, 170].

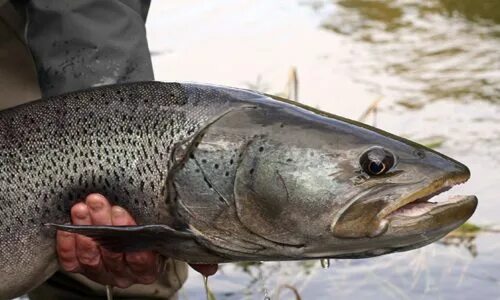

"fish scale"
[0, 81, 248, 299]
[0, 81, 477, 299]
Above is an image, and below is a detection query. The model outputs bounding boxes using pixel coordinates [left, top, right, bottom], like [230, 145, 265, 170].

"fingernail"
[74, 206, 88, 219]
[114, 278, 132, 289]
[111, 206, 126, 217]
[88, 199, 104, 211]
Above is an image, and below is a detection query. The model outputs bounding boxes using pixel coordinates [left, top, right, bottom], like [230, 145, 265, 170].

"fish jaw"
[317, 160, 477, 259]
[378, 170, 471, 220]
[380, 171, 478, 250]
[301, 195, 477, 260]
[386, 195, 477, 243]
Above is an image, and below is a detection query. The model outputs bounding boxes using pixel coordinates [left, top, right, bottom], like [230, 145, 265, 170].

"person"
[0, 1, 216, 299]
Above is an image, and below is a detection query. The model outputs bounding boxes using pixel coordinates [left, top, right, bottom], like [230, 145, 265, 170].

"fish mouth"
[380, 172, 477, 235]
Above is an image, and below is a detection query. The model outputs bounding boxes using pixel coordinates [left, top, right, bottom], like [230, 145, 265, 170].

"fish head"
[172, 94, 477, 260]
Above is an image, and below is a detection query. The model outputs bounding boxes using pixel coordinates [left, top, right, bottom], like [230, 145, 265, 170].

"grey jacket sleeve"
[24, 0, 154, 97]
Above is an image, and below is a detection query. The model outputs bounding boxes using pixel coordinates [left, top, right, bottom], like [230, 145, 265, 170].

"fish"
[0, 81, 477, 299]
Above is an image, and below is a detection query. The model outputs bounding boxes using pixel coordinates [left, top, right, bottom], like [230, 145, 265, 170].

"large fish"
[0, 82, 476, 299]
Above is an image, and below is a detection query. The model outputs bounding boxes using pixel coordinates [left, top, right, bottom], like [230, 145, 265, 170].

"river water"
[147, 1, 500, 299]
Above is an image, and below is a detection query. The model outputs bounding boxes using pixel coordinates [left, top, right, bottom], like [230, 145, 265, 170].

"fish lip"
[378, 172, 472, 220]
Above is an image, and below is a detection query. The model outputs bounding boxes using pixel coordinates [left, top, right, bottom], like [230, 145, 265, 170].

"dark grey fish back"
[0, 81, 251, 299]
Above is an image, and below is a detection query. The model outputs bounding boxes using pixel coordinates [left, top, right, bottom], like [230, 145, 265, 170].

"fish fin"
[47, 224, 194, 253]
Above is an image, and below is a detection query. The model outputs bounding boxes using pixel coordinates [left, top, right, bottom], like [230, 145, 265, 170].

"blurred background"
[146, 0, 500, 299]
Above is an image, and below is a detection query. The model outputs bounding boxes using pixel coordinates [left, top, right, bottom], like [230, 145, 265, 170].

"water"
[320, 259, 330, 269]
[153, 0, 498, 299]
[263, 288, 271, 300]
[319, 0, 500, 105]
[105, 285, 113, 300]
[203, 276, 210, 300]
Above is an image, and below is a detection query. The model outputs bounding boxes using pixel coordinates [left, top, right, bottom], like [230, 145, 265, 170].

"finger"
[190, 264, 219, 277]
[113, 277, 134, 289]
[125, 252, 159, 284]
[86, 193, 112, 225]
[86, 194, 127, 274]
[111, 206, 159, 284]
[72, 203, 107, 278]
[111, 205, 135, 226]
[56, 230, 80, 273]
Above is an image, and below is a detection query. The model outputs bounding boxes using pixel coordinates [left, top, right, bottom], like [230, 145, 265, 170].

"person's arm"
[24, 0, 154, 97]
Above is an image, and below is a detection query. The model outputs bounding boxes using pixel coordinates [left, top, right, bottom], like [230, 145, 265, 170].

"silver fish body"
[0, 82, 477, 299]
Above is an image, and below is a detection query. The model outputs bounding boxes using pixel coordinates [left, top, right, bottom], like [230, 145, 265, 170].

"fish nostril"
[413, 149, 426, 159]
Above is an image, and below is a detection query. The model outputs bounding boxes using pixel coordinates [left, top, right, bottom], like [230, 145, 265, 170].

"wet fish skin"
[0, 81, 476, 299]
[0, 82, 245, 299]
[168, 94, 476, 261]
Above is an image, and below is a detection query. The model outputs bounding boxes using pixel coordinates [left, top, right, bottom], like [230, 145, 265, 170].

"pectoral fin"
[47, 224, 195, 253]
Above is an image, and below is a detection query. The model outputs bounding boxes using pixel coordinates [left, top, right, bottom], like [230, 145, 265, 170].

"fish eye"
[360, 147, 395, 176]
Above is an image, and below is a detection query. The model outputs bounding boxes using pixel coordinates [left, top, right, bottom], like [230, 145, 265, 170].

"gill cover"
[170, 104, 314, 253]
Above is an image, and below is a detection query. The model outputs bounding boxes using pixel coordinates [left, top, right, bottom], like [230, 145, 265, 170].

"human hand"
[56, 194, 218, 288]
